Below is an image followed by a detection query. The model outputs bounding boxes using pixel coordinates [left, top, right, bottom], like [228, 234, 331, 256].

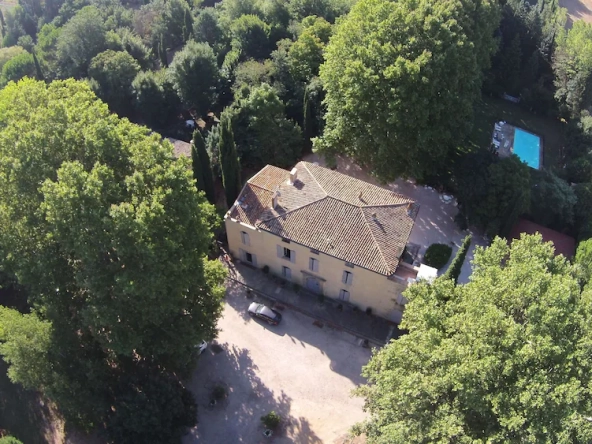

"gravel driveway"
[183, 283, 371, 444]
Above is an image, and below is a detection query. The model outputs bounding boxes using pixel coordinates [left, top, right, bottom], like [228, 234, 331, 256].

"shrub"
[365, 307, 372, 315]
[261, 411, 281, 430]
[212, 385, 226, 401]
[292, 283, 300, 293]
[442, 235, 472, 284]
[317, 294, 324, 304]
[262, 265, 269, 274]
[423, 243, 452, 269]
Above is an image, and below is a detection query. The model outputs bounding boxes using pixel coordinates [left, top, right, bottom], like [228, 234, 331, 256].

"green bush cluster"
[423, 244, 453, 270]
[261, 411, 281, 430]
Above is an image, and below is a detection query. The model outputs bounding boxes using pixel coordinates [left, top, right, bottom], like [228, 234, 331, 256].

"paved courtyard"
[302, 154, 489, 284]
[183, 284, 371, 444]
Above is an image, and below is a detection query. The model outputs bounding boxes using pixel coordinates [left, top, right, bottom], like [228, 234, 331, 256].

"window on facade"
[277, 245, 295, 263]
[310, 248, 319, 255]
[282, 266, 291, 280]
[245, 252, 253, 263]
[345, 262, 355, 268]
[282, 237, 291, 243]
[339, 289, 350, 301]
[309, 257, 319, 272]
[342, 270, 353, 285]
[240, 231, 250, 245]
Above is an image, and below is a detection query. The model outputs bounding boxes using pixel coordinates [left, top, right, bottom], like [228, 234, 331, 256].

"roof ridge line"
[301, 162, 328, 198]
[256, 195, 330, 227]
[358, 207, 391, 273]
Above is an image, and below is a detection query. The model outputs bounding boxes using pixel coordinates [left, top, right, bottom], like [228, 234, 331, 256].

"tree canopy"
[0, 79, 226, 439]
[89, 49, 140, 116]
[316, 0, 501, 181]
[355, 234, 592, 443]
[168, 40, 220, 115]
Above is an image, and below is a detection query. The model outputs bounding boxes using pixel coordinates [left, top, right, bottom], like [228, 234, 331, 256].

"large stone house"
[224, 161, 423, 322]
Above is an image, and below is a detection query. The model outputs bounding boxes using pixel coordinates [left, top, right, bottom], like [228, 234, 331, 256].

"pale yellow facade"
[225, 216, 409, 322]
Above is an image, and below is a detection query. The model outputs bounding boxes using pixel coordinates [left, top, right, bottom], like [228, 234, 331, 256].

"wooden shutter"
[290, 249, 296, 263]
[342, 271, 347, 284]
[277, 245, 282, 258]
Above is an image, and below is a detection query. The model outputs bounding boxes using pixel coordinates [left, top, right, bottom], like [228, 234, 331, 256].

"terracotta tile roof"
[509, 218, 576, 259]
[227, 161, 417, 275]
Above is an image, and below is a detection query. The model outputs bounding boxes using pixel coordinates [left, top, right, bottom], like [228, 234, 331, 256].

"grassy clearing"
[469, 96, 566, 168]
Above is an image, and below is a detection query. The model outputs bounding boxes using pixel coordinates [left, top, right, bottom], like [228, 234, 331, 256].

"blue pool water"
[513, 128, 541, 169]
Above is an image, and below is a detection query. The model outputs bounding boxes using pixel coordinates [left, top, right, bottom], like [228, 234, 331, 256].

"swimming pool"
[513, 128, 541, 169]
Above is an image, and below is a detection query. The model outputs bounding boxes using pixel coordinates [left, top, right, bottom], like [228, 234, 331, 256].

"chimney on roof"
[371, 212, 377, 221]
[272, 188, 281, 209]
[406, 202, 413, 216]
[358, 191, 363, 200]
[289, 167, 298, 185]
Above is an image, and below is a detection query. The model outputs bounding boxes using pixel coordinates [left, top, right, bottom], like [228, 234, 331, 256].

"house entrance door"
[305, 276, 322, 294]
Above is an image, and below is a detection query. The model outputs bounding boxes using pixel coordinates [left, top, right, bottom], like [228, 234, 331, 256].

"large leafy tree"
[150, 0, 193, 53]
[230, 83, 302, 169]
[168, 40, 220, 116]
[0, 79, 226, 437]
[56, 6, 108, 77]
[88, 49, 140, 116]
[355, 235, 592, 443]
[132, 69, 181, 129]
[0, 52, 36, 86]
[316, 0, 500, 181]
[529, 169, 576, 230]
[287, 16, 331, 83]
[230, 14, 270, 62]
[456, 153, 531, 237]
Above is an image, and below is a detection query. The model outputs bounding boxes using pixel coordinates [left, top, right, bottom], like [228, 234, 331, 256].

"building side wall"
[225, 216, 406, 320]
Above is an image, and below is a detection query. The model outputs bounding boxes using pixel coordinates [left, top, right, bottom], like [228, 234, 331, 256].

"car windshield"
[258, 306, 276, 319]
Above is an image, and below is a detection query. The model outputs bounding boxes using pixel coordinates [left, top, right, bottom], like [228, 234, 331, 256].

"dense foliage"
[456, 152, 531, 237]
[315, 0, 501, 181]
[422, 244, 452, 270]
[355, 235, 592, 443]
[0, 79, 226, 440]
[192, 129, 216, 204]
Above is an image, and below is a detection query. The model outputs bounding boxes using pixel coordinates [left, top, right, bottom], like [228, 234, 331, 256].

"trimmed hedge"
[423, 243, 452, 269]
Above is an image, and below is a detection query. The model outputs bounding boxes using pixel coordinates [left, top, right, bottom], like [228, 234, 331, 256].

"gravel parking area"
[183, 284, 371, 444]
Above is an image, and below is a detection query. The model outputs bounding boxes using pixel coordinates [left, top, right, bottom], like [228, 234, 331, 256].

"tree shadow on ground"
[223, 281, 370, 386]
[184, 343, 322, 444]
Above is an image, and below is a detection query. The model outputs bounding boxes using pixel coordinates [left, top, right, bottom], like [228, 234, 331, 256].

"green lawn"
[469, 96, 566, 168]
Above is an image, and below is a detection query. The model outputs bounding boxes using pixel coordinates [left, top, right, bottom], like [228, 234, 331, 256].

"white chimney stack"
[272, 188, 281, 209]
[289, 167, 298, 185]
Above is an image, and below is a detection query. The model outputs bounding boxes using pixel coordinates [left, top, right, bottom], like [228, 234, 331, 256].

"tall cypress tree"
[303, 86, 313, 151]
[443, 234, 472, 284]
[219, 115, 241, 208]
[191, 130, 216, 204]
